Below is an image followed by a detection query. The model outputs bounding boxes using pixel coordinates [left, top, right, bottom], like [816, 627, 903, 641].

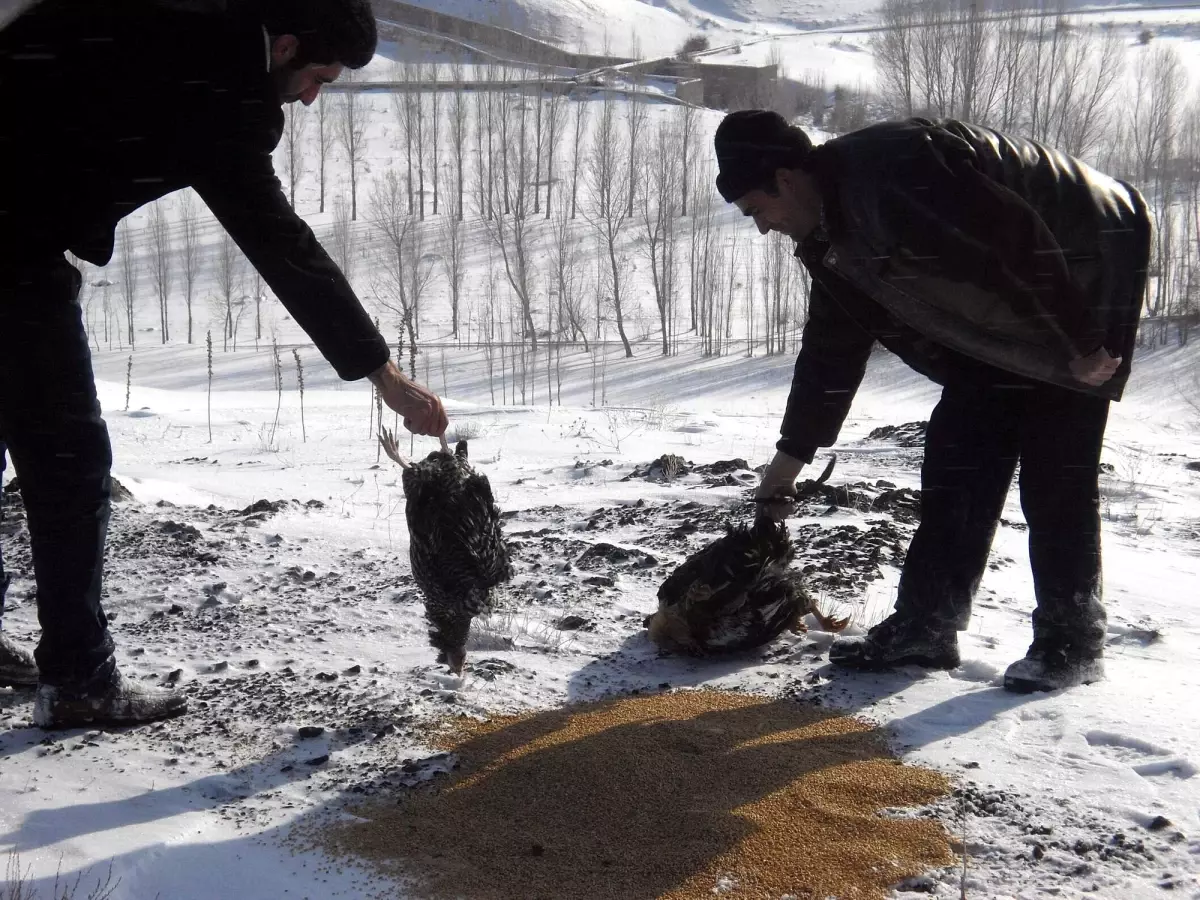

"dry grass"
[315, 690, 952, 900]
[2, 854, 118, 900]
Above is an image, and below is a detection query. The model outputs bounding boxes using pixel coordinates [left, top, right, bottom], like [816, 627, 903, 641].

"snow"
[2, 337, 1199, 898]
[4, 0, 1200, 896]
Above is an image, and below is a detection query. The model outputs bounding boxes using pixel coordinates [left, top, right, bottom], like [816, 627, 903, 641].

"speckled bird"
[647, 516, 847, 655]
[380, 429, 512, 674]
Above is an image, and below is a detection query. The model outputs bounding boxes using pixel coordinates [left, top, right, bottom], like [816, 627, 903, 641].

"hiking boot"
[0, 631, 38, 687]
[829, 611, 960, 671]
[1003, 642, 1104, 693]
[33, 670, 187, 729]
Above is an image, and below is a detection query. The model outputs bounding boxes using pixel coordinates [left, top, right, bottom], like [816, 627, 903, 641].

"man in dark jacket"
[715, 110, 1149, 693]
[0, 0, 448, 727]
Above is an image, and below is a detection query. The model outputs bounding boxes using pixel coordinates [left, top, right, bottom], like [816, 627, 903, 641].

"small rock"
[306, 754, 329, 766]
[315, 672, 338, 682]
[1147, 815, 1173, 831]
[554, 615, 593, 631]
[894, 874, 936, 892]
[167, 603, 185, 615]
[298, 726, 325, 739]
[343, 664, 362, 675]
[210, 661, 229, 673]
[165, 669, 183, 684]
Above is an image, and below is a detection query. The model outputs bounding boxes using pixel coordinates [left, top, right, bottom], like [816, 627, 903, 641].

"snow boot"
[829, 611, 960, 671]
[34, 669, 187, 729]
[1003, 642, 1104, 693]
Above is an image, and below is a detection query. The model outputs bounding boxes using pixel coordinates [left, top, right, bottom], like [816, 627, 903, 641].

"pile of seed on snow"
[315, 690, 952, 899]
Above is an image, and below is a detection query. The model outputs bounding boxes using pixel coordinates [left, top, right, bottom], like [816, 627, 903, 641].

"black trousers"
[0, 257, 115, 685]
[896, 374, 1110, 656]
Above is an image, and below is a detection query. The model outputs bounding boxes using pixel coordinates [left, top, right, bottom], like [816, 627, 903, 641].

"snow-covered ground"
[5, 0, 1200, 895]
[1, 336, 1199, 899]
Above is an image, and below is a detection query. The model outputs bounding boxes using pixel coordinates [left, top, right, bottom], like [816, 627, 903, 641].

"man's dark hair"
[714, 109, 813, 203]
[253, 0, 377, 69]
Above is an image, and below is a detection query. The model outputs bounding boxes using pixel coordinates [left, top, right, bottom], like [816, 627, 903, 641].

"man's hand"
[369, 362, 448, 437]
[1069, 347, 1122, 387]
[755, 450, 806, 522]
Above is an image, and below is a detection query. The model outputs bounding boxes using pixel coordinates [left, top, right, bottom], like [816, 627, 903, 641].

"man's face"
[275, 61, 343, 106]
[735, 188, 796, 238]
[733, 169, 821, 242]
[269, 35, 343, 106]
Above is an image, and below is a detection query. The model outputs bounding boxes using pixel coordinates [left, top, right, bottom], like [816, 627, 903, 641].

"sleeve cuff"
[775, 438, 818, 465]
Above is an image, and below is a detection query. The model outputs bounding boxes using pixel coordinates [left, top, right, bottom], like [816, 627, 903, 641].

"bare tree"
[213, 229, 240, 351]
[414, 69, 428, 220]
[369, 170, 434, 351]
[640, 119, 681, 355]
[148, 200, 172, 343]
[178, 189, 203, 344]
[531, 77, 550, 216]
[252, 268, 266, 348]
[428, 62, 442, 216]
[550, 193, 589, 350]
[393, 57, 418, 214]
[336, 69, 368, 220]
[481, 90, 540, 350]
[314, 92, 332, 213]
[1129, 43, 1187, 334]
[448, 56, 469, 220]
[585, 91, 634, 357]
[624, 91, 648, 218]
[329, 194, 356, 281]
[1129, 43, 1186, 185]
[281, 100, 307, 208]
[544, 84, 568, 219]
[678, 103, 698, 217]
[472, 85, 491, 220]
[871, 0, 919, 116]
[569, 92, 589, 219]
[440, 214, 464, 335]
[118, 220, 139, 349]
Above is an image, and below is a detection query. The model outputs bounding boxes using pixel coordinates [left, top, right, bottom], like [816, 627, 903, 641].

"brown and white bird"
[647, 516, 847, 656]
[380, 428, 513, 674]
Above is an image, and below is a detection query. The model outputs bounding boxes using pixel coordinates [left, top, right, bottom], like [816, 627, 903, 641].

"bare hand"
[369, 362, 448, 437]
[1069, 347, 1122, 387]
[755, 450, 805, 522]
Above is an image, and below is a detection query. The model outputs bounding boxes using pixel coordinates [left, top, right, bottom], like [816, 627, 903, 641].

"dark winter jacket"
[0, 0, 389, 380]
[777, 118, 1151, 464]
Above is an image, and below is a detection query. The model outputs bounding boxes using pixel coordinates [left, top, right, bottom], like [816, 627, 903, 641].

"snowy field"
[1, 335, 1199, 898]
[5, 0, 1200, 896]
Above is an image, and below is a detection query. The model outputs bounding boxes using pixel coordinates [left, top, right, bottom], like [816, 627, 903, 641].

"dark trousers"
[0, 257, 115, 685]
[896, 375, 1110, 656]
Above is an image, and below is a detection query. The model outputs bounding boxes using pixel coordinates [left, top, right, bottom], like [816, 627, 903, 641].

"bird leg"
[810, 604, 851, 633]
[378, 427, 411, 469]
[439, 433, 450, 454]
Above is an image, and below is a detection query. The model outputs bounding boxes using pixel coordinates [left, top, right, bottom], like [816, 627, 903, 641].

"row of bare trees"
[88, 192, 270, 354]
[871, 0, 1200, 343]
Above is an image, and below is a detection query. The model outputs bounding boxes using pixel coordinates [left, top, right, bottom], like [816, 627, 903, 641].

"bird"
[646, 515, 847, 656]
[380, 428, 513, 675]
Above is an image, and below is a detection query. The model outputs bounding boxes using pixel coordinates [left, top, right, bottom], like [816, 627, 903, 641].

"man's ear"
[270, 34, 300, 69]
[774, 167, 797, 197]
